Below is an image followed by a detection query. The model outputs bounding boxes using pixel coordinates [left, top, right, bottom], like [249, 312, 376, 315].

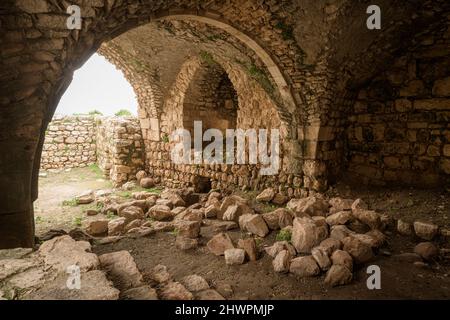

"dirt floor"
[34, 167, 450, 299]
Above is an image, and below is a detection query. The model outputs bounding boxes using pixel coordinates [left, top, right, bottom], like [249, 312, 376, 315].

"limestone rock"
[291, 217, 328, 253]
[289, 256, 320, 277]
[195, 289, 225, 300]
[159, 282, 193, 300]
[329, 197, 353, 214]
[121, 285, 158, 300]
[319, 238, 342, 256]
[414, 221, 439, 240]
[324, 265, 353, 287]
[325, 211, 353, 226]
[175, 236, 198, 250]
[175, 220, 201, 239]
[264, 241, 296, 258]
[108, 217, 127, 236]
[351, 198, 368, 211]
[256, 188, 275, 202]
[330, 225, 355, 241]
[140, 177, 155, 188]
[237, 238, 258, 261]
[150, 264, 172, 284]
[414, 242, 439, 261]
[148, 204, 173, 221]
[224, 248, 246, 265]
[311, 247, 331, 271]
[272, 193, 288, 205]
[352, 209, 381, 230]
[287, 196, 329, 217]
[85, 219, 109, 236]
[180, 274, 209, 292]
[38, 235, 99, 272]
[245, 214, 270, 237]
[207, 233, 234, 256]
[99, 250, 143, 290]
[331, 250, 353, 271]
[273, 249, 291, 273]
[342, 236, 374, 264]
[120, 206, 145, 223]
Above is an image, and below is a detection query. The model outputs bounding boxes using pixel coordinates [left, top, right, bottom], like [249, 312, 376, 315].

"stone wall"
[346, 38, 450, 187]
[41, 115, 97, 169]
[41, 115, 145, 187]
[96, 117, 145, 187]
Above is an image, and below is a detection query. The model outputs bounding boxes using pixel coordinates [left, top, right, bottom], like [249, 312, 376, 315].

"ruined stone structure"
[40, 115, 97, 170]
[41, 115, 144, 186]
[1, 0, 450, 248]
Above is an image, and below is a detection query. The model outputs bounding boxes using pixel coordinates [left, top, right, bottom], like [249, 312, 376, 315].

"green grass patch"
[88, 163, 103, 177]
[73, 216, 83, 227]
[62, 198, 78, 207]
[276, 229, 292, 242]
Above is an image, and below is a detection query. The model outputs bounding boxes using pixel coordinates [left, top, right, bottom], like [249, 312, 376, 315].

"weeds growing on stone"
[276, 229, 292, 242]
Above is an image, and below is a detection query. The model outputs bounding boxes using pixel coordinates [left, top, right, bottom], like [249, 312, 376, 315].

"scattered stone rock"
[159, 282, 193, 300]
[326, 211, 353, 226]
[150, 264, 172, 284]
[237, 238, 258, 261]
[205, 204, 219, 218]
[175, 236, 198, 250]
[86, 219, 109, 236]
[311, 247, 331, 271]
[292, 217, 327, 253]
[76, 190, 94, 204]
[414, 242, 439, 261]
[108, 217, 127, 236]
[207, 233, 234, 256]
[86, 209, 99, 216]
[148, 205, 173, 221]
[331, 250, 353, 271]
[289, 256, 320, 277]
[414, 221, 439, 240]
[330, 225, 355, 241]
[278, 209, 294, 228]
[324, 265, 353, 287]
[121, 285, 158, 300]
[38, 235, 99, 272]
[98, 251, 143, 290]
[224, 248, 246, 265]
[273, 249, 291, 273]
[195, 289, 225, 300]
[120, 206, 145, 223]
[135, 170, 147, 183]
[352, 209, 381, 230]
[124, 219, 143, 232]
[180, 275, 209, 292]
[342, 236, 374, 264]
[140, 177, 155, 189]
[262, 210, 281, 230]
[215, 282, 233, 298]
[319, 238, 342, 256]
[351, 198, 368, 211]
[272, 193, 288, 205]
[176, 220, 201, 239]
[245, 215, 270, 237]
[287, 196, 329, 217]
[329, 197, 353, 214]
[256, 188, 275, 202]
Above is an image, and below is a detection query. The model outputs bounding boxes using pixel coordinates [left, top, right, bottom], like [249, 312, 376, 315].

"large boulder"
[291, 217, 328, 253]
[289, 256, 320, 277]
[325, 211, 353, 226]
[207, 233, 234, 256]
[218, 195, 249, 220]
[175, 220, 201, 239]
[329, 225, 355, 241]
[319, 238, 342, 256]
[98, 251, 143, 290]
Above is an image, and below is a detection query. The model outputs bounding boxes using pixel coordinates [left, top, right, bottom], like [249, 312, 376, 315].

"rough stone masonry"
[0, 0, 449, 248]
